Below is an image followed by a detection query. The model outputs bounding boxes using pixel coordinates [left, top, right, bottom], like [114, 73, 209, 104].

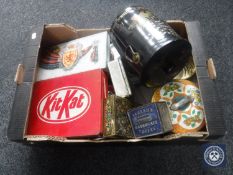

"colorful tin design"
[151, 80, 205, 133]
[104, 94, 133, 138]
[37, 32, 109, 81]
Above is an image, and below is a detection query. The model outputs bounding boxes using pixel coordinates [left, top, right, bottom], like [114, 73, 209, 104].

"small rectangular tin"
[127, 102, 172, 138]
[104, 94, 133, 138]
[36, 31, 110, 82]
[108, 44, 132, 98]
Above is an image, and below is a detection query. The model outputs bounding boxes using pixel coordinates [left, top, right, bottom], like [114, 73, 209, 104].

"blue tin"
[127, 103, 166, 138]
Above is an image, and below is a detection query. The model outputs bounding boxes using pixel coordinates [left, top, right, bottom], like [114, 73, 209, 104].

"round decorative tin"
[151, 80, 205, 133]
[111, 6, 192, 86]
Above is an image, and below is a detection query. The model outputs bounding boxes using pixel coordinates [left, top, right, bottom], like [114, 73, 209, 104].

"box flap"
[26, 26, 44, 46]
[7, 26, 44, 141]
[7, 82, 33, 141]
[185, 21, 207, 67]
[185, 21, 226, 138]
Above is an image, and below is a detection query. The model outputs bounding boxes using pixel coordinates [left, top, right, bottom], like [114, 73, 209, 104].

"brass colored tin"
[174, 56, 196, 80]
[104, 94, 134, 138]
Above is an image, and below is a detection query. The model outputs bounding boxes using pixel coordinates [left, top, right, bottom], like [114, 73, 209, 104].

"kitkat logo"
[37, 86, 91, 124]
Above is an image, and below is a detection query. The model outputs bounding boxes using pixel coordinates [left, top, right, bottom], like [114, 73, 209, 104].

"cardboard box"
[7, 21, 226, 143]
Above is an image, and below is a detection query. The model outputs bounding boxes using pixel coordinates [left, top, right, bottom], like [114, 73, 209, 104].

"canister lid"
[151, 80, 206, 133]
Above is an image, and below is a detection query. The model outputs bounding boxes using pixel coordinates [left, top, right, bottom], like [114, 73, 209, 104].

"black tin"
[111, 6, 192, 86]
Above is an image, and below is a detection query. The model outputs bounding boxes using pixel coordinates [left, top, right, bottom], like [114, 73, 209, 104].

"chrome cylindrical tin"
[111, 6, 192, 86]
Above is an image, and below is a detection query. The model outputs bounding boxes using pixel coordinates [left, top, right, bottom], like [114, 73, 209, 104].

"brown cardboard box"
[7, 21, 226, 143]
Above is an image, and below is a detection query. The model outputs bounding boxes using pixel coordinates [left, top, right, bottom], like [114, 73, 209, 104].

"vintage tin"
[104, 94, 133, 138]
[26, 69, 108, 138]
[151, 80, 206, 133]
[111, 6, 192, 86]
[127, 102, 172, 138]
[108, 44, 132, 98]
[37, 32, 110, 81]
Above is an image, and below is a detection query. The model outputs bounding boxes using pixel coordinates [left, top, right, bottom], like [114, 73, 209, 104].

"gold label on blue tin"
[127, 103, 172, 138]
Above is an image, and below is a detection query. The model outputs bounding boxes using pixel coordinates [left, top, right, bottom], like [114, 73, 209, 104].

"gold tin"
[104, 94, 133, 138]
[174, 56, 196, 80]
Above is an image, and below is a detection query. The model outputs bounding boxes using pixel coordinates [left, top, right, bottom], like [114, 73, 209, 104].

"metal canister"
[111, 6, 192, 86]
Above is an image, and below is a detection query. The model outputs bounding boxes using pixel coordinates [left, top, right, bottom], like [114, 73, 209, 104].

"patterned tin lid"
[174, 56, 196, 80]
[151, 80, 206, 133]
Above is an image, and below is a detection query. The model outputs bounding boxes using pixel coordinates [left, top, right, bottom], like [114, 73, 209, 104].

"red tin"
[26, 69, 108, 138]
